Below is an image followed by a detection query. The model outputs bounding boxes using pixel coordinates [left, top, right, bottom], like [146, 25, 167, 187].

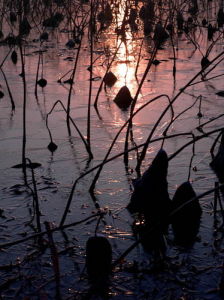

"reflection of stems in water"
[60, 125, 224, 226]
[0, 67, 15, 112]
[93, 41, 122, 115]
[189, 57, 224, 87]
[0, 48, 11, 68]
[89, 94, 172, 195]
[168, 127, 224, 161]
[188, 72, 224, 87]
[45, 222, 61, 300]
[66, 34, 82, 136]
[197, 114, 224, 136]
[170, 32, 176, 79]
[0, 212, 104, 249]
[61, 134, 188, 227]
[34, 50, 41, 98]
[58, 69, 73, 83]
[124, 45, 159, 170]
[135, 38, 144, 78]
[26, 158, 42, 234]
[46, 100, 92, 157]
[112, 182, 224, 268]
[135, 51, 224, 176]
[210, 130, 223, 160]
[0, 48, 15, 112]
[94, 214, 104, 236]
[187, 133, 196, 181]
[162, 95, 202, 141]
[19, 41, 27, 184]
[198, 95, 202, 117]
[214, 182, 219, 214]
[87, 0, 94, 153]
[214, 182, 224, 219]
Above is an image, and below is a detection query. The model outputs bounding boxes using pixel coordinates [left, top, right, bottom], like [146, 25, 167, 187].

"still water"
[1, 0, 224, 298]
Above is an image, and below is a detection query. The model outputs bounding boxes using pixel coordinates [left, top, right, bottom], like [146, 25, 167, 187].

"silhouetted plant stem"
[89, 94, 172, 195]
[112, 183, 224, 268]
[170, 33, 176, 78]
[162, 95, 202, 141]
[135, 38, 144, 78]
[124, 45, 158, 169]
[45, 222, 61, 300]
[94, 213, 104, 235]
[0, 48, 11, 68]
[168, 127, 224, 161]
[19, 41, 28, 184]
[87, 0, 94, 153]
[214, 182, 219, 214]
[26, 158, 42, 235]
[60, 124, 224, 226]
[135, 51, 224, 176]
[0, 48, 15, 112]
[131, 45, 159, 113]
[188, 72, 224, 87]
[0, 212, 104, 249]
[201, 54, 224, 81]
[198, 95, 203, 117]
[213, 182, 224, 221]
[61, 130, 192, 226]
[93, 41, 122, 114]
[2, 125, 224, 243]
[57, 69, 73, 83]
[210, 130, 223, 159]
[187, 133, 196, 181]
[46, 100, 92, 156]
[34, 50, 41, 98]
[66, 34, 83, 137]
[0, 67, 15, 112]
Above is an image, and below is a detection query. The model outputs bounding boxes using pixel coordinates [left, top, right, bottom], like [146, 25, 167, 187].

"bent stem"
[46, 100, 92, 157]
[89, 94, 172, 195]
[60, 124, 224, 226]
[135, 50, 224, 175]
[0, 66, 15, 112]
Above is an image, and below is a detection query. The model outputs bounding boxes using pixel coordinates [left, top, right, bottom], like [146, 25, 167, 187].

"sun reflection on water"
[103, 2, 141, 97]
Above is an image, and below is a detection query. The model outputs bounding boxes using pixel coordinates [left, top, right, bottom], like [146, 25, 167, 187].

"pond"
[1, 0, 224, 299]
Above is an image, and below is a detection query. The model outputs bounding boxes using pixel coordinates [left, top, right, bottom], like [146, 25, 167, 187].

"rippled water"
[1, 0, 224, 298]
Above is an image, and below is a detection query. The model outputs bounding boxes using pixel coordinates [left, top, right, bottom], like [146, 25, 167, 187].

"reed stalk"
[19, 41, 28, 184]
